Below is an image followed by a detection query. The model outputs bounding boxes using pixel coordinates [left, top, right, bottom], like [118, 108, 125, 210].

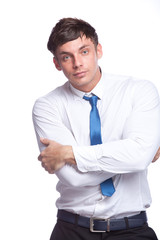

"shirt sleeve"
[32, 96, 114, 187]
[73, 80, 160, 173]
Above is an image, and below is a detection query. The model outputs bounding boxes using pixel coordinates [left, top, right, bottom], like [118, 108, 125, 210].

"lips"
[73, 71, 87, 78]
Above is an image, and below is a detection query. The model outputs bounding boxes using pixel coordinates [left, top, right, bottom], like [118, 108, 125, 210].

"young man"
[32, 18, 160, 239]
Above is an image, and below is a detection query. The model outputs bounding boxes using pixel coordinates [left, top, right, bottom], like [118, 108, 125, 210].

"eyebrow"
[59, 44, 91, 55]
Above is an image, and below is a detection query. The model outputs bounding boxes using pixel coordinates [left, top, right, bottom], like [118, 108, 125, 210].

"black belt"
[57, 210, 147, 232]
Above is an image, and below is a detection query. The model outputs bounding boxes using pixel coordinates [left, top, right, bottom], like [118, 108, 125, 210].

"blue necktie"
[83, 95, 115, 197]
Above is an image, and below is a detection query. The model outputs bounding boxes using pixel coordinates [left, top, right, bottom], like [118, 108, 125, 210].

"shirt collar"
[91, 71, 104, 100]
[69, 84, 85, 99]
[69, 71, 104, 100]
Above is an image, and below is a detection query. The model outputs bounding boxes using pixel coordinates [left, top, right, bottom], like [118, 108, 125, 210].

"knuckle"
[41, 151, 45, 157]
[41, 157, 47, 163]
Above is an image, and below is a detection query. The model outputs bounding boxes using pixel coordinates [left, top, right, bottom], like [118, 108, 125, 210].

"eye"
[82, 49, 89, 55]
[63, 55, 70, 61]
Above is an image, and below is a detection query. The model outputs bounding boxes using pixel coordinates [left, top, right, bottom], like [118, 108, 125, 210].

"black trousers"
[50, 220, 158, 240]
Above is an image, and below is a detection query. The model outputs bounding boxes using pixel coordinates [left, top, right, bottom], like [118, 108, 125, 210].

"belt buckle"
[90, 217, 110, 232]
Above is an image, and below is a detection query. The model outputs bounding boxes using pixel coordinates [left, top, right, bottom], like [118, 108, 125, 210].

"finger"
[152, 157, 157, 163]
[41, 162, 54, 174]
[38, 150, 46, 161]
[40, 137, 50, 146]
[152, 154, 159, 163]
[41, 162, 49, 171]
[38, 154, 42, 161]
[41, 162, 45, 168]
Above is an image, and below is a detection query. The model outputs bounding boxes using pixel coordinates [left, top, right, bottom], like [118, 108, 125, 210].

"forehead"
[56, 36, 95, 55]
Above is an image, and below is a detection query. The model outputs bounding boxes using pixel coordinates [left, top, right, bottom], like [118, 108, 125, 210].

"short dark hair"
[47, 18, 99, 55]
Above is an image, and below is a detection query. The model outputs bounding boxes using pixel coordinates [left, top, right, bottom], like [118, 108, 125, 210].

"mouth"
[73, 71, 87, 78]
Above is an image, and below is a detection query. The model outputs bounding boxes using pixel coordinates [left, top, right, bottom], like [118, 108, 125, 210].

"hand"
[38, 138, 76, 173]
[152, 147, 160, 163]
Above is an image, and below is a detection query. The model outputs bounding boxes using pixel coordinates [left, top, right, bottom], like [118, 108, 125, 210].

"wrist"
[64, 146, 76, 165]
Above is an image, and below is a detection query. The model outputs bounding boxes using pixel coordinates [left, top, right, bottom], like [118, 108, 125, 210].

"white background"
[0, 0, 160, 239]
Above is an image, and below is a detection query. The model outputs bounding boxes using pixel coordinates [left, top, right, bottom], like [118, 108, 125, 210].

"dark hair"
[47, 18, 99, 55]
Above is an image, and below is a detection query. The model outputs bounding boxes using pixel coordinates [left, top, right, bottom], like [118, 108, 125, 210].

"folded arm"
[73, 81, 160, 173]
[32, 97, 114, 187]
[33, 81, 160, 183]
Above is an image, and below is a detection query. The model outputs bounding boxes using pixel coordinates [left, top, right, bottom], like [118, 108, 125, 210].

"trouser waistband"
[57, 210, 147, 232]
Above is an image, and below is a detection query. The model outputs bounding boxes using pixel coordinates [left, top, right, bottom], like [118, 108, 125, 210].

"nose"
[73, 55, 82, 69]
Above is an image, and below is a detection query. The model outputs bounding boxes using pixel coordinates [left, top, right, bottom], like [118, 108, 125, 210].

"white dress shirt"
[32, 72, 160, 219]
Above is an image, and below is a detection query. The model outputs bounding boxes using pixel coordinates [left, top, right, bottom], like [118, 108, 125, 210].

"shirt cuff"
[72, 144, 102, 172]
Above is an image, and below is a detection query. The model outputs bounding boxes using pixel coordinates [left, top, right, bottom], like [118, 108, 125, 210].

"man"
[32, 18, 160, 239]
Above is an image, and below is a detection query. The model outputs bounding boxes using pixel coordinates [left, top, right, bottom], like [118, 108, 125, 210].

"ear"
[96, 43, 103, 59]
[53, 57, 62, 71]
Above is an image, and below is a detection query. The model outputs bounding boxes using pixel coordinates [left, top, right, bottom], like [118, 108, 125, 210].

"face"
[53, 36, 103, 92]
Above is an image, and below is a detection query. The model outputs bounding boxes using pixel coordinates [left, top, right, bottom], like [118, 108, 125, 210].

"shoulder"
[32, 82, 72, 119]
[103, 72, 158, 93]
[127, 76, 159, 100]
[125, 76, 160, 110]
[102, 72, 159, 108]
[33, 81, 70, 108]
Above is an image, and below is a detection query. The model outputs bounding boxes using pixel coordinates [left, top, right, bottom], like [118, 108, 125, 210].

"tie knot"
[83, 95, 98, 107]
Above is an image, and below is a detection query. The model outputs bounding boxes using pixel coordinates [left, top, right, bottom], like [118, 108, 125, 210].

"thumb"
[40, 137, 50, 146]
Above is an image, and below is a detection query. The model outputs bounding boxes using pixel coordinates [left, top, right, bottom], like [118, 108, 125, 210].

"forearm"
[56, 164, 115, 187]
[39, 139, 115, 186]
[73, 139, 159, 174]
[73, 106, 160, 173]
[64, 145, 76, 166]
[32, 99, 114, 186]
